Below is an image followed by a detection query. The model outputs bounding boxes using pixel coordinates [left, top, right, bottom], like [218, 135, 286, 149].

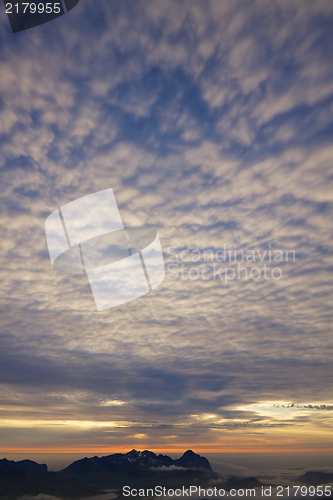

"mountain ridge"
[0, 450, 216, 498]
[0, 458, 48, 475]
[58, 448, 215, 489]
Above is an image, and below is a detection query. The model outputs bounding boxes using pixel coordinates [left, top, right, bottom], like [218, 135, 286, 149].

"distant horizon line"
[1, 447, 333, 455]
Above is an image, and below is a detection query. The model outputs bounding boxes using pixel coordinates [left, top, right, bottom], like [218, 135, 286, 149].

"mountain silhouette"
[0, 458, 47, 475]
[0, 450, 272, 498]
[174, 449, 212, 471]
[58, 449, 216, 489]
[0, 466, 100, 498]
[298, 470, 333, 485]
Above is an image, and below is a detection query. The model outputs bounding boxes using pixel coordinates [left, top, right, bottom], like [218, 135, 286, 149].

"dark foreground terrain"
[0, 450, 332, 499]
[0, 450, 216, 498]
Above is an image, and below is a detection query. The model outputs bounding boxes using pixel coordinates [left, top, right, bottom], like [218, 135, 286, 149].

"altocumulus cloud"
[0, 0, 332, 451]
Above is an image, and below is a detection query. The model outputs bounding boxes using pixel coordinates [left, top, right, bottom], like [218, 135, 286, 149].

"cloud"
[153, 465, 187, 471]
[0, 0, 332, 452]
[19, 496, 63, 500]
[306, 468, 333, 474]
[209, 461, 253, 477]
[273, 404, 333, 411]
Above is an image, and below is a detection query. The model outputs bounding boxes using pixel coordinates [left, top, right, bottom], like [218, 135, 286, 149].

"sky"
[0, 0, 333, 458]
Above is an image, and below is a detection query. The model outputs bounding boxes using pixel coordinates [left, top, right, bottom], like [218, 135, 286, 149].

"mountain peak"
[0, 458, 48, 475]
[175, 450, 212, 471]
